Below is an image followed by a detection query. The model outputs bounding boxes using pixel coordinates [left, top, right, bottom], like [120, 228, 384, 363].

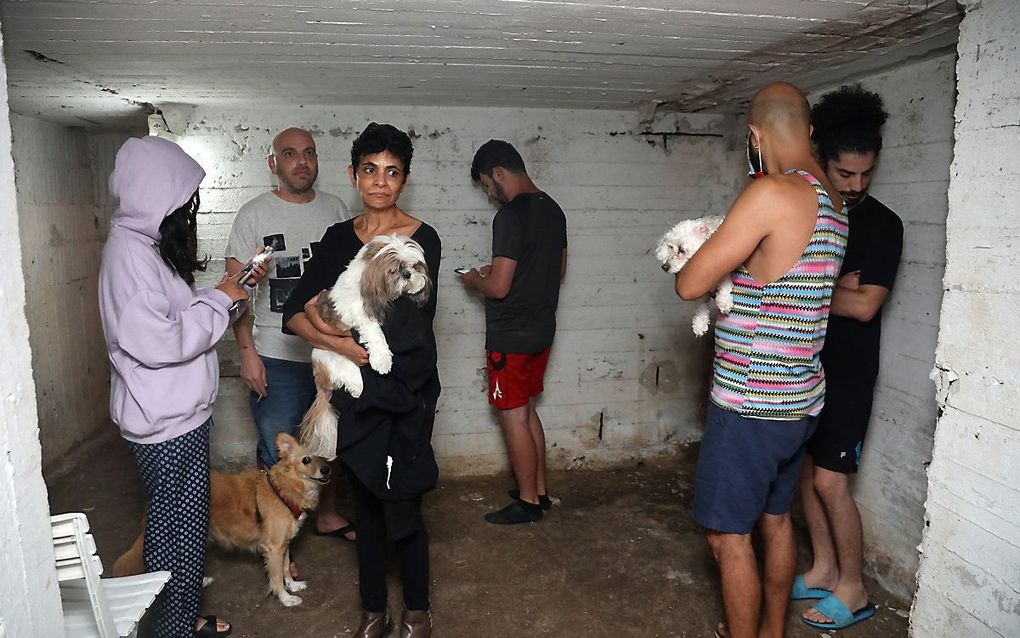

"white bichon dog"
[654, 215, 734, 336]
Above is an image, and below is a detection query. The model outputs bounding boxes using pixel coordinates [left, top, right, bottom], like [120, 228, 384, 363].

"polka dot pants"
[127, 420, 212, 638]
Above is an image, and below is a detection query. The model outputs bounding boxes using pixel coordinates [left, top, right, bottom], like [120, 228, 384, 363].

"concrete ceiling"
[0, 0, 961, 130]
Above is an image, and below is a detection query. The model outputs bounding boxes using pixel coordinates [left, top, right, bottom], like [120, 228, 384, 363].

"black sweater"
[281, 218, 442, 539]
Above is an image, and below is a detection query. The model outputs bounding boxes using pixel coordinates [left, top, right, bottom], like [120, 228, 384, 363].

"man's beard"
[279, 171, 315, 194]
[841, 191, 867, 208]
[493, 181, 509, 204]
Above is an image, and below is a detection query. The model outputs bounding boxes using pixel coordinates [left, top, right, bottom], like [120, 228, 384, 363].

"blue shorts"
[251, 356, 316, 468]
[692, 403, 817, 534]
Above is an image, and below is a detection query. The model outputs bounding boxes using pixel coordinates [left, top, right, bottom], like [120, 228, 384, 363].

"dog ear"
[359, 246, 395, 322]
[410, 262, 432, 306]
[276, 431, 297, 460]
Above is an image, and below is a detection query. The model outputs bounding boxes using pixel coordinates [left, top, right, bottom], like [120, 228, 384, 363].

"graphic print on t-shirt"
[275, 254, 301, 279]
[266, 235, 318, 313]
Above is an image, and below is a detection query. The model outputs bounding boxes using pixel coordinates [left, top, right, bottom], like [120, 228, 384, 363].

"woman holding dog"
[284, 122, 441, 638]
[99, 136, 256, 638]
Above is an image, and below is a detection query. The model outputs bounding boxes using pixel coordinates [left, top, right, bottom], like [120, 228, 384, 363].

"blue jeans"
[251, 356, 316, 468]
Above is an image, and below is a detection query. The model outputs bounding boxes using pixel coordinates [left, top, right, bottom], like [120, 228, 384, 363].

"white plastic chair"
[51, 512, 171, 638]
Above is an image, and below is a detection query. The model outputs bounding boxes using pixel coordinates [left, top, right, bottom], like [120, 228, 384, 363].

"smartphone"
[238, 246, 276, 285]
[454, 267, 471, 276]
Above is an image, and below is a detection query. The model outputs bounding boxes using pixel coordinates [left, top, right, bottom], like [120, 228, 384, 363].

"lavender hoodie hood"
[99, 136, 232, 443]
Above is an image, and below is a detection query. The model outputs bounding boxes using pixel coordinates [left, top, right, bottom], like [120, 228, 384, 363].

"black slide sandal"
[313, 523, 357, 542]
[194, 615, 232, 637]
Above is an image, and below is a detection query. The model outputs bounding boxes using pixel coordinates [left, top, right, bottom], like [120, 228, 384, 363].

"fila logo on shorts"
[485, 349, 552, 410]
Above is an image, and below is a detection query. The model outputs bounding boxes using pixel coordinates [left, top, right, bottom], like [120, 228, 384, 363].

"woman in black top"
[283, 123, 441, 638]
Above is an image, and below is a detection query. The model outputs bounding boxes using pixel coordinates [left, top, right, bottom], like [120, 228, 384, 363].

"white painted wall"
[801, 53, 957, 601]
[169, 105, 736, 472]
[0, 31, 66, 638]
[912, 1, 1020, 636]
[10, 114, 116, 469]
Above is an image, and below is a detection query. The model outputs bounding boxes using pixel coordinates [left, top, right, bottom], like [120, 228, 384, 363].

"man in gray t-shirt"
[225, 127, 355, 543]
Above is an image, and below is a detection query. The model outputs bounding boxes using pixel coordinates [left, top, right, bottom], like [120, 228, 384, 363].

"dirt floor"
[46, 431, 910, 637]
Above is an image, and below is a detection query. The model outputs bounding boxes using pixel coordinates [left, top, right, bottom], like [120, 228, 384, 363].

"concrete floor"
[46, 431, 910, 637]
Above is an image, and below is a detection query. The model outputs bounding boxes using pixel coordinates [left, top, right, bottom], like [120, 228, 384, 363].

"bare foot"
[195, 616, 231, 634]
[289, 561, 299, 580]
[802, 588, 869, 624]
[800, 567, 838, 592]
[315, 516, 357, 542]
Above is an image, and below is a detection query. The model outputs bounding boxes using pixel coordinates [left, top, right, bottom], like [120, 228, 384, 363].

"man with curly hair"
[794, 85, 904, 631]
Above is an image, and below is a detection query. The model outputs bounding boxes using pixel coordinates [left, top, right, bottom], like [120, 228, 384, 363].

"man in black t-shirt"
[461, 140, 568, 525]
[795, 86, 904, 632]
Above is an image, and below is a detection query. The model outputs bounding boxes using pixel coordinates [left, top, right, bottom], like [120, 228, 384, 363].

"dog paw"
[692, 313, 711, 336]
[286, 580, 307, 593]
[279, 592, 303, 607]
[202, 576, 215, 588]
[715, 291, 734, 314]
[347, 377, 363, 398]
[371, 351, 393, 374]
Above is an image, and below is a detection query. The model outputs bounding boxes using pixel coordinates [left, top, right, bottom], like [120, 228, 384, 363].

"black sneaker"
[508, 489, 553, 511]
[484, 500, 543, 525]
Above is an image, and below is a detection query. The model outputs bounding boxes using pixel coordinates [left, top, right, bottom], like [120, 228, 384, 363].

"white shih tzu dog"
[300, 234, 432, 460]
[654, 215, 734, 336]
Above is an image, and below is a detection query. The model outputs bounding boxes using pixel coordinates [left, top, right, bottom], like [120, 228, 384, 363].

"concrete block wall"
[10, 114, 113, 469]
[912, 1, 1020, 636]
[803, 53, 957, 601]
[169, 105, 737, 471]
[0, 37, 65, 636]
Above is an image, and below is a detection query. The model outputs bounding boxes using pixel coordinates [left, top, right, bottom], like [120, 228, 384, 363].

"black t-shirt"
[821, 196, 903, 387]
[281, 218, 442, 338]
[485, 192, 568, 353]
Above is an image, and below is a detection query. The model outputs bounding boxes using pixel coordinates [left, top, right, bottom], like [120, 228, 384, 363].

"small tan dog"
[113, 432, 330, 607]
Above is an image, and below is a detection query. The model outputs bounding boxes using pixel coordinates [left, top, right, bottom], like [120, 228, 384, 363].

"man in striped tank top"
[672, 82, 848, 638]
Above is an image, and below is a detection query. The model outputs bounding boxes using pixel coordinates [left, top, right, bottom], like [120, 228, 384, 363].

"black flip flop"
[195, 615, 232, 637]
[313, 523, 357, 542]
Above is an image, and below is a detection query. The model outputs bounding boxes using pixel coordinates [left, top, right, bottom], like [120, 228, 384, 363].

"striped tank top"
[710, 170, 848, 420]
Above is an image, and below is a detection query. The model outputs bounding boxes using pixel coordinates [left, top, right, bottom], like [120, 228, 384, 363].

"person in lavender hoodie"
[98, 136, 253, 638]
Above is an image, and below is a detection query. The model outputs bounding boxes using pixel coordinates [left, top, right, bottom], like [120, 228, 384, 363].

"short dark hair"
[470, 139, 526, 182]
[158, 190, 208, 285]
[811, 84, 889, 165]
[351, 122, 413, 176]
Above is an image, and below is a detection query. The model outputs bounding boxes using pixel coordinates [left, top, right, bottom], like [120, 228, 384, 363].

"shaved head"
[269, 127, 318, 196]
[272, 127, 313, 155]
[749, 82, 810, 135]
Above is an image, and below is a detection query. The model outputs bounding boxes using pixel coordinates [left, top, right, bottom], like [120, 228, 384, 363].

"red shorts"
[486, 348, 551, 410]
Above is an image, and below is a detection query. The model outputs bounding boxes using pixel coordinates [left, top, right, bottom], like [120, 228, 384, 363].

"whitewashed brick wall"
[10, 114, 113, 469]
[804, 53, 957, 600]
[169, 105, 737, 471]
[912, 1, 1020, 636]
[0, 37, 65, 637]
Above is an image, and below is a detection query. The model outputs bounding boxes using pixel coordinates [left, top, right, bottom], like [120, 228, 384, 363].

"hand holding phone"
[238, 246, 275, 285]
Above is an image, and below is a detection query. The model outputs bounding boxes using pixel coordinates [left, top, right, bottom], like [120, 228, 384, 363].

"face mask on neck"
[746, 130, 765, 179]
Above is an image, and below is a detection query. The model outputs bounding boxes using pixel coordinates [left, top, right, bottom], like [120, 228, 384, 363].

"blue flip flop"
[790, 574, 831, 600]
[801, 594, 876, 630]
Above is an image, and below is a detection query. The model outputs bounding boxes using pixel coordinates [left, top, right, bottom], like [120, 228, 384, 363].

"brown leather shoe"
[354, 610, 390, 638]
[399, 608, 432, 638]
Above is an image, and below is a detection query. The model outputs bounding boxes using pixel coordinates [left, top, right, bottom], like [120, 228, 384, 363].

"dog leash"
[256, 468, 304, 523]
